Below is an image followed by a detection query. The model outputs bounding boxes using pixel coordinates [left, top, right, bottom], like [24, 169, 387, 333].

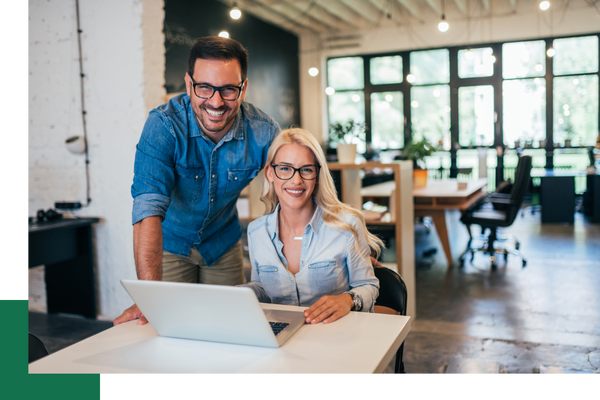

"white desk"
[30, 304, 411, 374]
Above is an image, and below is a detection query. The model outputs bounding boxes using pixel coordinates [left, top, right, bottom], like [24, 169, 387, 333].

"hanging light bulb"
[218, 31, 229, 38]
[438, 0, 449, 32]
[547, 48, 555, 57]
[308, 67, 319, 77]
[325, 87, 335, 95]
[230, 5, 242, 19]
[539, 1, 550, 11]
[438, 17, 449, 32]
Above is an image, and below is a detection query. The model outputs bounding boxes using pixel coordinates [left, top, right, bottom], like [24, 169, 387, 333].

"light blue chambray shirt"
[241, 204, 379, 312]
[131, 94, 280, 266]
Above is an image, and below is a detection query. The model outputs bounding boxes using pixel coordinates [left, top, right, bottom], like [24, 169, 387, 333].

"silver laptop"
[120, 279, 306, 348]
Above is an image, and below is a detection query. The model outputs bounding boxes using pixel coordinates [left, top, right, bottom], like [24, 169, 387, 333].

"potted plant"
[329, 120, 365, 163]
[401, 138, 437, 188]
[564, 124, 574, 147]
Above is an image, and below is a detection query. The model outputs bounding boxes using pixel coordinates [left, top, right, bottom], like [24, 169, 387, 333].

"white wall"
[29, 0, 165, 319]
[299, 2, 600, 142]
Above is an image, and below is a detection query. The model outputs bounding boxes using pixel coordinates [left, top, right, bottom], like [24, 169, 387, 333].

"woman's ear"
[265, 164, 275, 183]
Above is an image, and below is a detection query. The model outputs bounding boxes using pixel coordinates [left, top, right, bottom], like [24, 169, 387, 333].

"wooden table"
[29, 303, 411, 374]
[361, 178, 488, 266]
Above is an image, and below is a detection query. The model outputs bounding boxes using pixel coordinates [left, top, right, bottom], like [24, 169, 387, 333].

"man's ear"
[184, 73, 192, 97]
[240, 79, 248, 101]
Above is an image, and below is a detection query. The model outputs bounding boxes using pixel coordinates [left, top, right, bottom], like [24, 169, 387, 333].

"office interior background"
[27, 0, 600, 374]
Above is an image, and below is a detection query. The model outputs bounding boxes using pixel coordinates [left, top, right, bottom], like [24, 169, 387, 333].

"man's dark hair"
[188, 36, 249, 82]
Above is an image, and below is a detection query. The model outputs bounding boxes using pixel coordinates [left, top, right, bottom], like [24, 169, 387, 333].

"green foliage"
[329, 120, 366, 145]
[402, 138, 437, 169]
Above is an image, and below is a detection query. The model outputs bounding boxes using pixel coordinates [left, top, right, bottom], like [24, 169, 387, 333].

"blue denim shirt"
[131, 94, 280, 266]
[241, 204, 380, 312]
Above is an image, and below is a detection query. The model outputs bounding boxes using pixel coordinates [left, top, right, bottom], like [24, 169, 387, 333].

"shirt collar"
[266, 201, 323, 240]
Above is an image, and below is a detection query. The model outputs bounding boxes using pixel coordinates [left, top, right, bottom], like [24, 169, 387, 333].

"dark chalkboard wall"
[164, 0, 300, 128]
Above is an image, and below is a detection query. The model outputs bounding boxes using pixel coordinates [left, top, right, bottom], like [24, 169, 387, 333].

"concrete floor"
[403, 210, 600, 373]
[29, 208, 600, 374]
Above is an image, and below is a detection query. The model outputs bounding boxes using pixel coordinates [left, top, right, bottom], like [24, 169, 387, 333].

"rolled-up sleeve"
[131, 111, 176, 225]
[346, 217, 380, 312]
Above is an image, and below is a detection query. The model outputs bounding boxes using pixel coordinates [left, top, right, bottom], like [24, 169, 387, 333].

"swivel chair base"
[459, 227, 527, 270]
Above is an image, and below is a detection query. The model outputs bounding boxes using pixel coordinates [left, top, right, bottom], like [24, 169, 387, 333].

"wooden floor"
[29, 208, 600, 374]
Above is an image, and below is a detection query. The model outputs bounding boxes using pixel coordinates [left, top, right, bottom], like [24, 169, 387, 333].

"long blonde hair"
[261, 128, 385, 258]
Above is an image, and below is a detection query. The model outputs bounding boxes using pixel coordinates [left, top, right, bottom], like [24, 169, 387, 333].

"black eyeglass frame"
[189, 76, 245, 101]
[270, 163, 321, 181]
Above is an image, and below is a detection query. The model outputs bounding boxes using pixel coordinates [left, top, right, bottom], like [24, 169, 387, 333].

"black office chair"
[459, 155, 532, 270]
[373, 265, 408, 373]
[29, 332, 49, 363]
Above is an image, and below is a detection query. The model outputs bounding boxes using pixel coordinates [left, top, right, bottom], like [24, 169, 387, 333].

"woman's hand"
[113, 304, 148, 326]
[304, 293, 354, 324]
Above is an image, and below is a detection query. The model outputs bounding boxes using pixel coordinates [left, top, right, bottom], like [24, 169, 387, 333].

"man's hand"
[304, 293, 354, 324]
[113, 304, 148, 326]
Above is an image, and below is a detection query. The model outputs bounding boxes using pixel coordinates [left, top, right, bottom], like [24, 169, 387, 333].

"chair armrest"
[482, 197, 513, 205]
[486, 193, 511, 199]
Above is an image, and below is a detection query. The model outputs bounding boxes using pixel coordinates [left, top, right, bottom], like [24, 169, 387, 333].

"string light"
[547, 48, 555, 57]
[539, 1, 550, 11]
[308, 67, 319, 76]
[218, 31, 229, 38]
[325, 87, 335, 95]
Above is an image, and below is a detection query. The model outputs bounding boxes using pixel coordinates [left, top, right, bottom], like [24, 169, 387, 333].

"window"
[459, 85, 495, 146]
[503, 40, 546, 79]
[327, 57, 364, 90]
[552, 36, 599, 146]
[325, 34, 599, 180]
[371, 91, 404, 149]
[411, 85, 450, 148]
[503, 78, 546, 147]
[502, 40, 547, 148]
[410, 49, 450, 85]
[458, 47, 494, 78]
[410, 49, 450, 148]
[370, 56, 403, 85]
[327, 57, 366, 152]
[553, 36, 598, 76]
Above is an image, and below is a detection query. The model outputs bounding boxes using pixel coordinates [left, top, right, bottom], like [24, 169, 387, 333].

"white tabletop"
[30, 303, 411, 374]
[361, 178, 488, 198]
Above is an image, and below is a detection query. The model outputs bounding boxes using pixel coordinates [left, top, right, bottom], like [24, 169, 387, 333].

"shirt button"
[207, 217, 210, 220]
[211, 198, 214, 202]
[234, 177, 238, 181]
[200, 231, 203, 234]
[212, 174, 215, 178]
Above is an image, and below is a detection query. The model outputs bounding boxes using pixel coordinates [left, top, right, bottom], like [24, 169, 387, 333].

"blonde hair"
[261, 128, 385, 258]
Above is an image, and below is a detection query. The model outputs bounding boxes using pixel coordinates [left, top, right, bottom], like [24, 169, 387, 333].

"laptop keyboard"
[269, 321, 289, 336]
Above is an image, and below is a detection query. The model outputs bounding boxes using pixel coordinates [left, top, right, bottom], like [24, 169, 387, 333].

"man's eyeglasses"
[271, 163, 320, 181]
[189, 76, 245, 101]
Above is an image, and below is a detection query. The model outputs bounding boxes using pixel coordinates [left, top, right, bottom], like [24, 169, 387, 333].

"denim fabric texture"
[241, 204, 380, 311]
[131, 94, 280, 266]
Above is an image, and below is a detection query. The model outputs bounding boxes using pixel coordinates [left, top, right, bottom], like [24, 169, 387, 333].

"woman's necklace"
[279, 212, 304, 241]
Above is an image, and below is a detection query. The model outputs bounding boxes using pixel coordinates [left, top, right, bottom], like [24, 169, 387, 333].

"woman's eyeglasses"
[270, 163, 320, 180]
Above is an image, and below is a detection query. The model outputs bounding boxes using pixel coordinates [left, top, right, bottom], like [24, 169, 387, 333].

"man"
[114, 36, 280, 325]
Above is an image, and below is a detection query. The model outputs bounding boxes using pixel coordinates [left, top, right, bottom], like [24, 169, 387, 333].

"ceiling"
[216, 0, 580, 37]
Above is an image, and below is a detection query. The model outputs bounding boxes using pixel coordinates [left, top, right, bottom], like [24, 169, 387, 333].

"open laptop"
[120, 279, 306, 348]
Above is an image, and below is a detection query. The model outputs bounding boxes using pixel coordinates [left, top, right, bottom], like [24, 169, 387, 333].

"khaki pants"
[162, 241, 245, 285]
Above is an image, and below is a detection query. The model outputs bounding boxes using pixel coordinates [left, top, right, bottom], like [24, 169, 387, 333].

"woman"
[241, 128, 384, 325]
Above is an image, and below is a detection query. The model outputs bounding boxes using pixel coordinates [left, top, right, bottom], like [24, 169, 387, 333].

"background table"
[361, 178, 488, 266]
[29, 303, 411, 374]
[29, 217, 100, 318]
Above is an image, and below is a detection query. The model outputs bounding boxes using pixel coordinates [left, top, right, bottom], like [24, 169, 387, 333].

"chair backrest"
[29, 332, 49, 363]
[505, 155, 532, 223]
[373, 266, 407, 316]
